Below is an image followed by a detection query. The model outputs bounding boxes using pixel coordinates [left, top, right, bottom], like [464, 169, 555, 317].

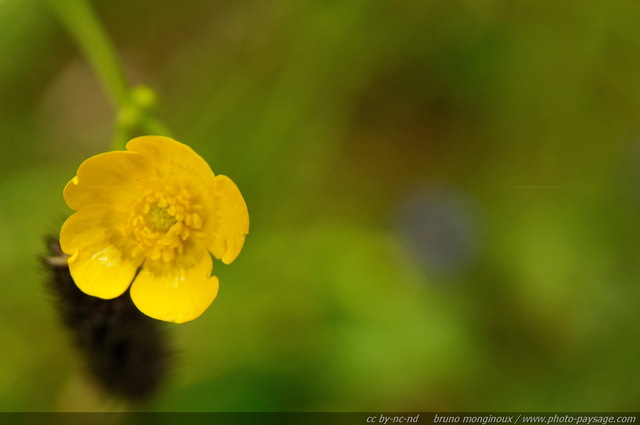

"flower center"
[129, 186, 204, 263]
[147, 205, 177, 232]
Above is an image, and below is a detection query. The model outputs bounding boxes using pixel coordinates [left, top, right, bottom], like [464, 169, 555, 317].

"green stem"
[45, 0, 172, 150]
[44, 0, 129, 109]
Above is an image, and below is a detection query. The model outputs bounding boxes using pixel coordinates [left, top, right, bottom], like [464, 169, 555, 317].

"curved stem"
[45, 0, 173, 151]
[45, 0, 129, 109]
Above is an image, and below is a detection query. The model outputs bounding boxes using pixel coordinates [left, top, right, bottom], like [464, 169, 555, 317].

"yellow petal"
[130, 243, 219, 323]
[205, 175, 250, 264]
[126, 136, 216, 188]
[60, 206, 142, 299]
[64, 151, 153, 211]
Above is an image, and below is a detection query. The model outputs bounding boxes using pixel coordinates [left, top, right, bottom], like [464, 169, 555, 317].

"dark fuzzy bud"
[43, 236, 171, 402]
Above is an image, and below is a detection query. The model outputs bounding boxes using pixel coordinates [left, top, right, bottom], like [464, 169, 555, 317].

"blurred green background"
[2, 0, 640, 412]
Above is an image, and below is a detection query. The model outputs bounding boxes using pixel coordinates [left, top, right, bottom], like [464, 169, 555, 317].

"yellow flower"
[60, 136, 249, 323]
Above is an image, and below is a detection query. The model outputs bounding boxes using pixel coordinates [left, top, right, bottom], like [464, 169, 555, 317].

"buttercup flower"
[60, 136, 249, 323]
